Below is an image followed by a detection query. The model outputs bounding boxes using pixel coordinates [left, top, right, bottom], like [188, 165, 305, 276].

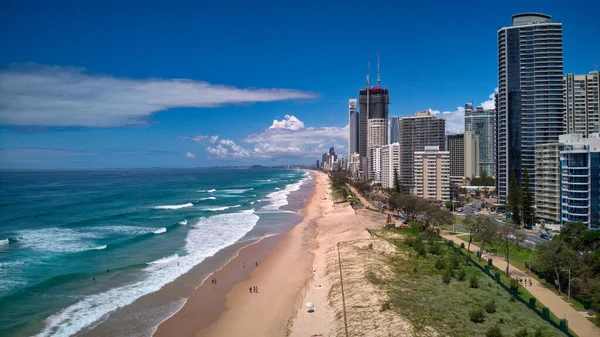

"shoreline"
[153, 170, 319, 336]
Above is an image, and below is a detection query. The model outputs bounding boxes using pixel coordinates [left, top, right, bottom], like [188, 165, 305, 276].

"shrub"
[484, 299, 496, 314]
[417, 245, 427, 257]
[429, 243, 442, 255]
[514, 328, 529, 337]
[533, 327, 544, 337]
[485, 324, 503, 337]
[449, 253, 461, 269]
[435, 257, 445, 270]
[442, 269, 452, 284]
[509, 278, 519, 293]
[469, 308, 485, 323]
[470, 275, 479, 288]
[461, 242, 465, 249]
[509, 296, 516, 302]
[412, 266, 418, 273]
[380, 300, 391, 312]
[457, 268, 466, 281]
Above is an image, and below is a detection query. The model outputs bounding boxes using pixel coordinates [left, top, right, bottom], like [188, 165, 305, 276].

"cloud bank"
[184, 115, 348, 160]
[0, 64, 317, 128]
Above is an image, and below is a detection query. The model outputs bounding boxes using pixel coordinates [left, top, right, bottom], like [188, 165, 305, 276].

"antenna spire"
[377, 52, 381, 87]
[366, 50, 371, 88]
[594, 60, 598, 72]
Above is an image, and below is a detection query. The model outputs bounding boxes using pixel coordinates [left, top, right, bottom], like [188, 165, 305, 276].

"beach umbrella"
[305, 302, 314, 308]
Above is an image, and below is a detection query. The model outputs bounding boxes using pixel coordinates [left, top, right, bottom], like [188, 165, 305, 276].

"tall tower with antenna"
[358, 51, 389, 181]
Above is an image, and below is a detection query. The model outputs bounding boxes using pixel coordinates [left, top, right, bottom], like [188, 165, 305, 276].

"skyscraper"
[497, 13, 564, 203]
[446, 133, 464, 184]
[359, 53, 389, 179]
[464, 131, 480, 178]
[389, 116, 400, 144]
[414, 146, 450, 201]
[381, 142, 400, 189]
[465, 104, 497, 176]
[399, 111, 446, 194]
[564, 71, 600, 137]
[348, 99, 359, 154]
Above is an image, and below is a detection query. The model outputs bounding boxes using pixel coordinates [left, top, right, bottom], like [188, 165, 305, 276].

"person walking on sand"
[249, 287, 252, 293]
[255, 261, 258, 267]
[243, 262, 246, 269]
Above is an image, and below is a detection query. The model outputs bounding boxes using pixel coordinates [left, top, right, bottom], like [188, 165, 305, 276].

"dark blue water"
[0, 168, 310, 336]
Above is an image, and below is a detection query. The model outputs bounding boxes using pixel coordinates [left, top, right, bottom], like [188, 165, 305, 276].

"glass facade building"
[560, 136, 600, 229]
[497, 13, 564, 203]
[465, 105, 497, 176]
[389, 116, 400, 144]
[348, 99, 359, 154]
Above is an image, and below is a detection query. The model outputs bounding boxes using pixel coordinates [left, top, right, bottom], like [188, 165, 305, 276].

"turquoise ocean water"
[0, 168, 310, 337]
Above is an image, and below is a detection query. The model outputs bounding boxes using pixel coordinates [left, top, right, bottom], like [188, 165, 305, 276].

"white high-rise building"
[414, 146, 450, 201]
[564, 71, 599, 137]
[381, 142, 400, 189]
[348, 99, 359, 154]
[464, 131, 480, 178]
[368, 146, 382, 181]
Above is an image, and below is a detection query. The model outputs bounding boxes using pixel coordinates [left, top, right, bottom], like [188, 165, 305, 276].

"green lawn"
[369, 237, 567, 337]
[469, 241, 538, 272]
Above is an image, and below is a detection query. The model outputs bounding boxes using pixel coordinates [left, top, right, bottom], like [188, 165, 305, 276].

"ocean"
[0, 168, 312, 337]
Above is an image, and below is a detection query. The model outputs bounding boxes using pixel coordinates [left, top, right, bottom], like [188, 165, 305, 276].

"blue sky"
[0, 0, 598, 169]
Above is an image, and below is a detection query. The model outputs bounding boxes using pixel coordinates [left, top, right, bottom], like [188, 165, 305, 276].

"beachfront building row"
[413, 146, 450, 201]
[535, 133, 600, 228]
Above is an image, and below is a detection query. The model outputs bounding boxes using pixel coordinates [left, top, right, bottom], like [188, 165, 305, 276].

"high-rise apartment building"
[348, 99, 359, 154]
[535, 139, 566, 224]
[564, 71, 600, 137]
[389, 117, 400, 144]
[381, 142, 400, 189]
[560, 134, 600, 228]
[414, 146, 450, 201]
[497, 13, 564, 203]
[465, 104, 497, 176]
[368, 146, 382, 181]
[359, 87, 389, 178]
[465, 131, 480, 178]
[398, 111, 446, 194]
[446, 133, 464, 183]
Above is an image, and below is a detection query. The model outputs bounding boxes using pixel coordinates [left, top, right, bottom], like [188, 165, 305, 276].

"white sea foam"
[199, 196, 216, 201]
[222, 188, 253, 193]
[38, 209, 259, 337]
[92, 245, 107, 250]
[153, 228, 167, 234]
[147, 254, 179, 265]
[94, 226, 164, 237]
[0, 238, 8, 246]
[200, 205, 241, 212]
[154, 203, 193, 210]
[275, 187, 281, 190]
[197, 189, 216, 193]
[16, 228, 102, 253]
[262, 174, 309, 211]
[178, 220, 188, 225]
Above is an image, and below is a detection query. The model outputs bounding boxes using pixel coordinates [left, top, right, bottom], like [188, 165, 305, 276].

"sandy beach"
[155, 171, 408, 337]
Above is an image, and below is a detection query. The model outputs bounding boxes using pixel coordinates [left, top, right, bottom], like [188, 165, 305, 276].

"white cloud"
[186, 115, 348, 160]
[426, 89, 497, 133]
[178, 134, 219, 143]
[480, 87, 498, 110]
[185, 152, 196, 158]
[0, 64, 317, 127]
[206, 139, 251, 158]
[269, 114, 305, 130]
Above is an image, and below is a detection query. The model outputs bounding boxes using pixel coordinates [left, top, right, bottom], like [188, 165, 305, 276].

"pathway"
[441, 232, 599, 337]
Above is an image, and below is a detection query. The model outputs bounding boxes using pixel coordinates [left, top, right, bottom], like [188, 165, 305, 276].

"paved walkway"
[442, 232, 599, 337]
